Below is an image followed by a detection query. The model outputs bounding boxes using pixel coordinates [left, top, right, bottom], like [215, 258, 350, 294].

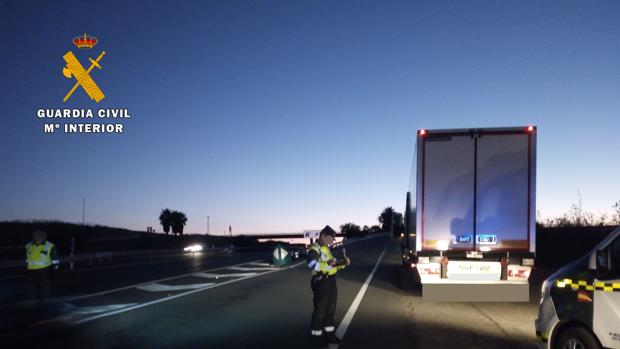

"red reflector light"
[419, 129, 427, 135]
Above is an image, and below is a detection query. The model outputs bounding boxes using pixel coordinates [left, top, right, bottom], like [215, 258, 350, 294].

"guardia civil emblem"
[62, 33, 106, 103]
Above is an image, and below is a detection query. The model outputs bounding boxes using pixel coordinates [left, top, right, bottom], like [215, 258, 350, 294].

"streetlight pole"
[207, 216, 210, 235]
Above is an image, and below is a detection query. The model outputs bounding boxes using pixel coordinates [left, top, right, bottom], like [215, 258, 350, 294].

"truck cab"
[535, 226, 620, 349]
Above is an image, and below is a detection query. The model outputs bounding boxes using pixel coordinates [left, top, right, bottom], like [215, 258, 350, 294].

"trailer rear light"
[417, 264, 440, 276]
[419, 129, 427, 136]
[507, 265, 532, 280]
[436, 240, 450, 251]
[527, 125, 535, 132]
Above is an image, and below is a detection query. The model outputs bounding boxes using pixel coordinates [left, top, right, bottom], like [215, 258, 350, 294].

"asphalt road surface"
[0, 247, 262, 304]
[2, 235, 546, 349]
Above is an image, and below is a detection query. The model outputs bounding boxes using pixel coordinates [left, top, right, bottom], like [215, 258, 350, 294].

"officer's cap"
[32, 230, 47, 240]
[320, 225, 336, 238]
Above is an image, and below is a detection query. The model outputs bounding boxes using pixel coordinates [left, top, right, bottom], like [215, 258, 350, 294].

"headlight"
[184, 244, 203, 252]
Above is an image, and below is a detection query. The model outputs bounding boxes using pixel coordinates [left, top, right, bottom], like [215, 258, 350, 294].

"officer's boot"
[312, 331, 328, 348]
[325, 331, 343, 345]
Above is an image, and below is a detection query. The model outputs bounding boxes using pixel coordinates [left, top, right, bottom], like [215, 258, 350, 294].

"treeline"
[340, 206, 405, 238]
[538, 200, 620, 228]
[339, 223, 382, 239]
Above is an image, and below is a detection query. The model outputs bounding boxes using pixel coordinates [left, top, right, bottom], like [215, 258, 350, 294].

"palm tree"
[159, 209, 172, 235]
[378, 206, 395, 232]
[170, 211, 188, 235]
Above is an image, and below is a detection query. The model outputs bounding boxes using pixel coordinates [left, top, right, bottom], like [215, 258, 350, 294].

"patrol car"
[535, 226, 620, 349]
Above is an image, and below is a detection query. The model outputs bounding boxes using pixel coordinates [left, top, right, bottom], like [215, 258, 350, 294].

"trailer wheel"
[555, 326, 600, 349]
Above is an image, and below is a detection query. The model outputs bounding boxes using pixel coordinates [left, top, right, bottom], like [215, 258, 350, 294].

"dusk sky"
[1, 1, 619, 235]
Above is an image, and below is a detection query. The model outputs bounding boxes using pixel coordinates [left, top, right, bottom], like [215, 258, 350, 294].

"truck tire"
[555, 326, 600, 349]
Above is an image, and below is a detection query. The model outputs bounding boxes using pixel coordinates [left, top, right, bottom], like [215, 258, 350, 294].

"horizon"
[0, 219, 353, 236]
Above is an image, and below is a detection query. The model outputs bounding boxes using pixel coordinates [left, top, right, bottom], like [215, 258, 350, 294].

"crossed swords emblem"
[62, 50, 106, 102]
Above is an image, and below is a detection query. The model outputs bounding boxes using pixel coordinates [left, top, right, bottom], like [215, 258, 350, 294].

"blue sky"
[1, 0, 619, 234]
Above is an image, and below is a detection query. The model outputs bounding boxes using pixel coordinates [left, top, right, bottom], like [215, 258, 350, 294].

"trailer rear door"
[420, 135, 475, 250]
[417, 128, 535, 252]
[476, 134, 531, 251]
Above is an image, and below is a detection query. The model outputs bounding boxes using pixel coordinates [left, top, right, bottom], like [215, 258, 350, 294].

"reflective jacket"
[26, 241, 59, 270]
[307, 242, 346, 276]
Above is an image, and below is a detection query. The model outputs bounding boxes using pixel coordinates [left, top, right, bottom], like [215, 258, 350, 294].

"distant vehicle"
[183, 244, 203, 253]
[292, 246, 307, 258]
[402, 126, 537, 301]
[535, 226, 620, 349]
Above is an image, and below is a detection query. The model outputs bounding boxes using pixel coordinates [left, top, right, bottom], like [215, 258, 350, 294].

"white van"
[535, 226, 620, 349]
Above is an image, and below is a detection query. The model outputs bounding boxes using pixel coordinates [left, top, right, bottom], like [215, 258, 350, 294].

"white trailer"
[403, 126, 537, 301]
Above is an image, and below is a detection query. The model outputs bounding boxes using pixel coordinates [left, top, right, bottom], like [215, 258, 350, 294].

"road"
[0, 247, 265, 304]
[2, 235, 545, 349]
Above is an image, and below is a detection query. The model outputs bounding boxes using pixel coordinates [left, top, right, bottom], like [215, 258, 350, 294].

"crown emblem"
[73, 33, 98, 49]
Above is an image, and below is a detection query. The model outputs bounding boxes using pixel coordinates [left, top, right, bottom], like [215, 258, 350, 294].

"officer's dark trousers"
[311, 275, 337, 332]
[28, 268, 51, 300]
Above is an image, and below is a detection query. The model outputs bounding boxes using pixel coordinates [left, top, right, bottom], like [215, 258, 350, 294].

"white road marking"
[72, 261, 305, 325]
[136, 282, 215, 292]
[63, 259, 265, 302]
[72, 303, 138, 315]
[334, 242, 388, 342]
[193, 272, 257, 278]
[228, 266, 280, 271]
[246, 262, 273, 267]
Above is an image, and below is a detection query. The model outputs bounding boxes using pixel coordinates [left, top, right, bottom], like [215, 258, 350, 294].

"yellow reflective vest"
[26, 241, 58, 270]
[307, 243, 346, 276]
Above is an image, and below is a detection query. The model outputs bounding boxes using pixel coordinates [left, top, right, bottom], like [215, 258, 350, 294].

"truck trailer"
[403, 126, 537, 301]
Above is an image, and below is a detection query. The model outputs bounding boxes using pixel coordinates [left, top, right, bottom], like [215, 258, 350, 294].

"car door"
[593, 233, 620, 348]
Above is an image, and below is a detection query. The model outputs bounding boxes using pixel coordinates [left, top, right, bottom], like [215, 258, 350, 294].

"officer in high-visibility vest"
[307, 225, 350, 347]
[26, 230, 59, 300]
